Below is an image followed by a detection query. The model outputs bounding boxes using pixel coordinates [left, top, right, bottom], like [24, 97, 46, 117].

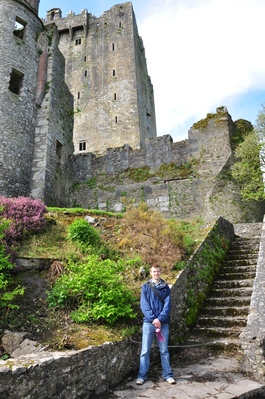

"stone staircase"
[184, 232, 261, 350]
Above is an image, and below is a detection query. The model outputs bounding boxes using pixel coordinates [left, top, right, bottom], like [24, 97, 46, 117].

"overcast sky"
[39, 0, 265, 142]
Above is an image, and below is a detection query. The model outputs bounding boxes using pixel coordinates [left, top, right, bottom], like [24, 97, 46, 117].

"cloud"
[137, 0, 265, 140]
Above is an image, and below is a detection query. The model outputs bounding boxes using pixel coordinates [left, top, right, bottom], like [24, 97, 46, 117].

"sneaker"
[166, 377, 176, 384]
[136, 378, 145, 385]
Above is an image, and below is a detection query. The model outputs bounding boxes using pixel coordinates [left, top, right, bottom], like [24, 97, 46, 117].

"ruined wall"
[44, 2, 156, 155]
[68, 108, 265, 223]
[30, 26, 74, 206]
[0, 0, 43, 197]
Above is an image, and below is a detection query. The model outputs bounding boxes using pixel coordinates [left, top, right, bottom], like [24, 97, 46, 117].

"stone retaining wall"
[240, 216, 265, 382]
[0, 217, 235, 398]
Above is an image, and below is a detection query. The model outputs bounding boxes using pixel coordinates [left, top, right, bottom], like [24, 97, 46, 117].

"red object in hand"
[156, 328, 164, 342]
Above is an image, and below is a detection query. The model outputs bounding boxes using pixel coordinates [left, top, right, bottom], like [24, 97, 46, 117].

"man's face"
[150, 267, 161, 282]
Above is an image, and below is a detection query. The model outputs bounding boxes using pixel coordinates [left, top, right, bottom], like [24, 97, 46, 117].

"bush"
[68, 219, 101, 247]
[0, 219, 24, 317]
[47, 255, 136, 325]
[0, 196, 47, 247]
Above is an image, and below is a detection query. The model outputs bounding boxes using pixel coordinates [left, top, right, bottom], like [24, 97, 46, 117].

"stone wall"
[0, 0, 43, 197]
[240, 216, 265, 382]
[68, 109, 265, 223]
[0, 217, 235, 398]
[30, 25, 74, 206]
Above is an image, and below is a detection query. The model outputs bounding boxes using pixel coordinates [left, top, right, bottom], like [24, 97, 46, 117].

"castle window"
[115, 116, 118, 123]
[77, 91, 80, 99]
[13, 17, 27, 40]
[50, 12, 55, 21]
[75, 38, 81, 45]
[119, 22, 122, 28]
[84, 56, 87, 62]
[84, 70, 87, 77]
[56, 140, 63, 167]
[9, 68, 24, 95]
[114, 93, 117, 100]
[112, 43, 115, 51]
[79, 141, 86, 152]
[113, 69, 116, 77]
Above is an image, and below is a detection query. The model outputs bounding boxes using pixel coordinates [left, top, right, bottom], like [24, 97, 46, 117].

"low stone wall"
[0, 338, 140, 399]
[240, 216, 265, 382]
[0, 217, 235, 398]
[170, 216, 234, 336]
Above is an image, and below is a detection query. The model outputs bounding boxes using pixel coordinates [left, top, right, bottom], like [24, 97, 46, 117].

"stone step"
[221, 265, 256, 273]
[193, 326, 243, 338]
[218, 272, 256, 280]
[197, 315, 247, 328]
[227, 253, 258, 260]
[214, 279, 254, 289]
[226, 259, 258, 266]
[201, 306, 250, 317]
[206, 296, 251, 307]
[210, 287, 253, 297]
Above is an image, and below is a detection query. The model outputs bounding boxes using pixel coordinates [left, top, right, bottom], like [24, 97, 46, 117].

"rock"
[11, 338, 44, 358]
[2, 330, 29, 355]
[84, 216, 98, 225]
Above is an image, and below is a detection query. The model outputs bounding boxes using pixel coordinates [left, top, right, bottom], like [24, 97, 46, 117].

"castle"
[1, 0, 264, 222]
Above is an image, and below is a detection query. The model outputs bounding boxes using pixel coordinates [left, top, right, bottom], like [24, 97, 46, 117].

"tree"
[231, 107, 265, 202]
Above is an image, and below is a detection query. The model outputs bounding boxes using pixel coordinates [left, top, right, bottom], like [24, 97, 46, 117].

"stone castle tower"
[44, 2, 157, 154]
[0, 0, 155, 205]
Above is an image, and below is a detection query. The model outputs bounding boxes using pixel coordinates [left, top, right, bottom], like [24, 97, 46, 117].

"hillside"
[1, 205, 209, 353]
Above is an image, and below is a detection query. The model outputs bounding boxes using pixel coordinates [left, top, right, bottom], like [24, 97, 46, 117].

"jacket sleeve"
[157, 287, 171, 322]
[140, 284, 157, 322]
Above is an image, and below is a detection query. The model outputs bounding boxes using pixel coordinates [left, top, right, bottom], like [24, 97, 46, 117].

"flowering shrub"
[0, 196, 47, 247]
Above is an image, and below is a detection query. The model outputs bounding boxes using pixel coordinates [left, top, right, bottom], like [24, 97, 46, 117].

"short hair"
[150, 264, 161, 270]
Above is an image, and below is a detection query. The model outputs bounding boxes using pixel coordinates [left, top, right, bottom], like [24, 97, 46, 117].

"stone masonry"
[44, 2, 156, 155]
[0, 1, 264, 220]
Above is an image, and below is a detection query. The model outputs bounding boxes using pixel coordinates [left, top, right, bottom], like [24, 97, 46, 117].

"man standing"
[136, 265, 176, 385]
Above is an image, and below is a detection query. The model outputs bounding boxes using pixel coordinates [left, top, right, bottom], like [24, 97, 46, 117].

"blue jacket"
[140, 279, 171, 324]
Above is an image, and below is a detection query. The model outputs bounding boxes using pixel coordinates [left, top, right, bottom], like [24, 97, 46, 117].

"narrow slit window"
[13, 17, 27, 40]
[112, 43, 115, 51]
[84, 70, 87, 77]
[113, 69, 116, 77]
[56, 140, 63, 167]
[115, 116, 118, 123]
[84, 56, 87, 62]
[119, 22, 122, 28]
[114, 93, 117, 100]
[9, 68, 24, 95]
[79, 141, 86, 152]
[75, 38, 81, 45]
[77, 91, 80, 100]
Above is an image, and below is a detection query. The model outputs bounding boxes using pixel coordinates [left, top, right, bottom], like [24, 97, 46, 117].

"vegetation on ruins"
[231, 105, 265, 202]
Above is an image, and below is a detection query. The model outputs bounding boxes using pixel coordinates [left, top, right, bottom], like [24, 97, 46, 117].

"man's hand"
[152, 318, 161, 328]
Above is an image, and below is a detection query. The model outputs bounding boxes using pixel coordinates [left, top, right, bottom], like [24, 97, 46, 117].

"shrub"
[0, 196, 47, 247]
[0, 219, 24, 319]
[47, 256, 136, 324]
[68, 219, 101, 247]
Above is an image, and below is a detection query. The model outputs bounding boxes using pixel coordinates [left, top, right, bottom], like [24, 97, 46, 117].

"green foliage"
[68, 219, 101, 247]
[47, 256, 136, 324]
[185, 228, 229, 328]
[0, 219, 24, 316]
[167, 218, 204, 255]
[232, 119, 254, 148]
[125, 166, 154, 182]
[231, 130, 265, 201]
